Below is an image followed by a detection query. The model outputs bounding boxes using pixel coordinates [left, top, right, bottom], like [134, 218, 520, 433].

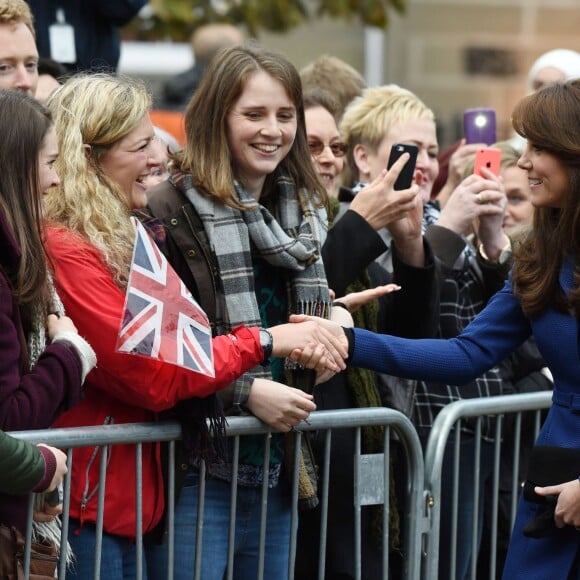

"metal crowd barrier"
[10, 392, 554, 580]
[10, 407, 424, 580]
[421, 391, 553, 580]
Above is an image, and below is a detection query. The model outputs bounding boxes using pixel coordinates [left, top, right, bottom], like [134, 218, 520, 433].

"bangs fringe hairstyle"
[340, 84, 435, 188]
[45, 73, 152, 287]
[0, 90, 52, 326]
[511, 80, 580, 317]
[174, 42, 326, 209]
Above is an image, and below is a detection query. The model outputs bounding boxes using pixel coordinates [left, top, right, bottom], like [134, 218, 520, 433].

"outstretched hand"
[333, 283, 401, 314]
[286, 314, 349, 379]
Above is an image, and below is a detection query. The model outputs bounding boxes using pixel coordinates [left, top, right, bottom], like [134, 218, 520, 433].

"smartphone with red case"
[473, 147, 501, 177]
[463, 108, 497, 145]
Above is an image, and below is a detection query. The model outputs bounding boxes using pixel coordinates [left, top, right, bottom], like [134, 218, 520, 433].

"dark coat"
[28, 0, 146, 73]
[296, 208, 440, 580]
[0, 208, 83, 533]
[350, 258, 580, 580]
[158, 65, 206, 111]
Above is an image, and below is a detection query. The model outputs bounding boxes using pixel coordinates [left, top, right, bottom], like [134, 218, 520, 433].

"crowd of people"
[0, 0, 578, 579]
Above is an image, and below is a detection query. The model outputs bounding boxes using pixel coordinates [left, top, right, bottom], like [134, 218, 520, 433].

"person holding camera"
[336, 83, 508, 580]
[295, 87, 440, 580]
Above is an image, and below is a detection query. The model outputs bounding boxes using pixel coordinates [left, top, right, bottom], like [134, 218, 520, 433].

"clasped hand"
[33, 444, 68, 522]
[535, 479, 580, 529]
[270, 318, 348, 374]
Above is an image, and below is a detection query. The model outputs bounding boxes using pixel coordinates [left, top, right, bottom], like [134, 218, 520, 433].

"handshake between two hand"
[270, 283, 400, 382]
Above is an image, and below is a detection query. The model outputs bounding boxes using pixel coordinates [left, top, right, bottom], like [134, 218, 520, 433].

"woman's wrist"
[343, 327, 355, 362]
[479, 235, 511, 264]
[51, 331, 97, 382]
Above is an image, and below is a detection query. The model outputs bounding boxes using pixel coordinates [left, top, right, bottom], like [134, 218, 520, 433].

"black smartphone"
[387, 143, 419, 190]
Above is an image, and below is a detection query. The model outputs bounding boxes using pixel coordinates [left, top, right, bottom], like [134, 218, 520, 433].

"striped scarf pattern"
[27, 278, 72, 566]
[175, 171, 331, 506]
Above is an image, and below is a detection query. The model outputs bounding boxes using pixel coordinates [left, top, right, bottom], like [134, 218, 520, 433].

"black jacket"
[28, 0, 146, 73]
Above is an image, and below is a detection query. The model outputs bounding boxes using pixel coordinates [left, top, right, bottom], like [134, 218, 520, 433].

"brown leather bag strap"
[147, 181, 219, 326]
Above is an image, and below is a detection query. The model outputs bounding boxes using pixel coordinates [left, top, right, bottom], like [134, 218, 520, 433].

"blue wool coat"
[350, 258, 579, 579]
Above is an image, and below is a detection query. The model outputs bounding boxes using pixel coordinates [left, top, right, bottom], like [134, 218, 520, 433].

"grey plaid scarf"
[181, 172, 331, 340]
[175, 171, 331, 507]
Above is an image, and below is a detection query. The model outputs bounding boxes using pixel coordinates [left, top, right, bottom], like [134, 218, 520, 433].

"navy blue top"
[28, 0, 146, 73]
[351, 259, 580, 578]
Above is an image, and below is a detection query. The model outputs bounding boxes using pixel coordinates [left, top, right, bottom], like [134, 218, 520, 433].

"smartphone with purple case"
[463, 108, 496, 145]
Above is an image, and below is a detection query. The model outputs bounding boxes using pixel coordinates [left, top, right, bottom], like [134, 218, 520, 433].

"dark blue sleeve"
[351, 278, 532, 385]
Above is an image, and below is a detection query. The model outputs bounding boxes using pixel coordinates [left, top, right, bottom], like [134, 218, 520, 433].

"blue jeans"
[147, 468, 292, 580]
[66, 520, 147, 580]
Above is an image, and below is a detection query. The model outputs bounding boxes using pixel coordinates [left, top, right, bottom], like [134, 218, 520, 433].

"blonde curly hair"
[45, 73, 151, 287]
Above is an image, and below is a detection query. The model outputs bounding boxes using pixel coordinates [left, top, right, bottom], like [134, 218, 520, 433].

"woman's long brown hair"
[511, 81, 580, 318]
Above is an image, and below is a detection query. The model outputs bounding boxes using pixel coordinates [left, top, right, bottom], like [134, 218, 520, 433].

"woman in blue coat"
[307, 80, 580, 578]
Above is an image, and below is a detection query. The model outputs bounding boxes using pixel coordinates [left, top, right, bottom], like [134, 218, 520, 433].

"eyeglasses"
[308, 140, 348, 158]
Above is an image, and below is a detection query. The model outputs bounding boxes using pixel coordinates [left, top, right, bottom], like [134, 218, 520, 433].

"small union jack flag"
[115, 218, 214, 377]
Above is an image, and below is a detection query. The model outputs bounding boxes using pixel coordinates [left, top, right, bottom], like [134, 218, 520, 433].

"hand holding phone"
[473, 147, 501, 178]
[387, 143, 419, 190]
[463, 108, 496, 145]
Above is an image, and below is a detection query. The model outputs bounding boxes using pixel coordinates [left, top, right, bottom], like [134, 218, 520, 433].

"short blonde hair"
[45, 74, 151, 286]
[340, 84, 434, 185]
[0, 0, 34, 35]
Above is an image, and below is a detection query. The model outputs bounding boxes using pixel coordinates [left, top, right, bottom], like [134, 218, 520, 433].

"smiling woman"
[303, 88, 346, 198]
[225, 69, 298, 199]
[95, 114, 157, 209]
[343, 80, 580, 580]
[145, 43, 335, 580]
